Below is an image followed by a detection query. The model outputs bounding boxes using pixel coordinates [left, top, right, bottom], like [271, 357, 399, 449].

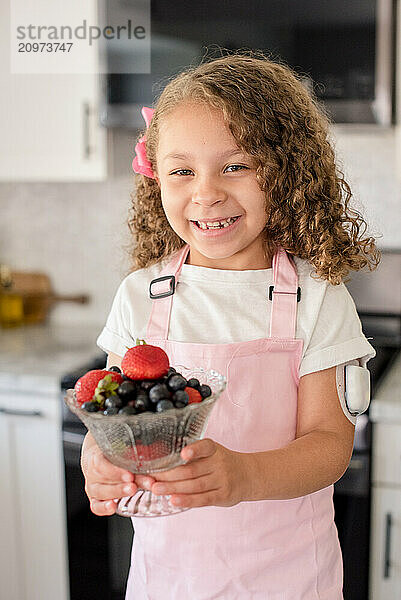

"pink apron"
[126, 244, 343, 599]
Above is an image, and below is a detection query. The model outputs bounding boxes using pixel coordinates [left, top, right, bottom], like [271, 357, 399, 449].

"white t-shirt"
[97, 255, 375, 381]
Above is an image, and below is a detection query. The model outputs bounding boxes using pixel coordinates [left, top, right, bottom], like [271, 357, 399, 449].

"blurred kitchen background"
[1, 1, 400, 599]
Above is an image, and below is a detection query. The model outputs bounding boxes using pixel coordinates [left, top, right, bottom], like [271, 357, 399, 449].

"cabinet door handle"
[0, 407, 43, 417]
[383, 512, 392, 578]
[83, 101, 91, 159]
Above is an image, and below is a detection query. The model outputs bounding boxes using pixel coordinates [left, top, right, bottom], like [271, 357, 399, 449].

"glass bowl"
[64, 365, 226, 517]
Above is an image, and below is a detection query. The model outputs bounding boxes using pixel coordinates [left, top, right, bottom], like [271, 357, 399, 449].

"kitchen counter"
[370, 349, 401, 423]
[0, 322, 105, 394]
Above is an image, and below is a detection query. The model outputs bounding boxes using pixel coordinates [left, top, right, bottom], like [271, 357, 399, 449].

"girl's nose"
[191, 177, 227, 207]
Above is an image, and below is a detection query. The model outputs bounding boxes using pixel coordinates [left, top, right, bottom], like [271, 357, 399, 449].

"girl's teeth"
[196, 217, 238, 230]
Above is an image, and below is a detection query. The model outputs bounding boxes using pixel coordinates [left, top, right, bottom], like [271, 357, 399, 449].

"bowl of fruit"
[64, 340, 226, 517]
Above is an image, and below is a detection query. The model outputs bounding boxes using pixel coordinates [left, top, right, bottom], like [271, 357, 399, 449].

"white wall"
[0, 125, 400, 328]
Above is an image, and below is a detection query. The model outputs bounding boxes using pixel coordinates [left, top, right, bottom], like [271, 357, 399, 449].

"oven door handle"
[63, 430, 86, 446]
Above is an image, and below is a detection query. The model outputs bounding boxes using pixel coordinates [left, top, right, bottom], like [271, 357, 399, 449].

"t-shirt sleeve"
[299, 281, 375, 378]
[96, 278, 136, 358]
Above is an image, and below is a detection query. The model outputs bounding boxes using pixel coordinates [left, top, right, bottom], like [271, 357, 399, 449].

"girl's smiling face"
[155, 102, 271, 270]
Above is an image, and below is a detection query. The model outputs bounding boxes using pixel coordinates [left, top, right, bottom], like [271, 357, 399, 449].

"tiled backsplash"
[330, 125, 400, 249]
[1, 126, 400, 330]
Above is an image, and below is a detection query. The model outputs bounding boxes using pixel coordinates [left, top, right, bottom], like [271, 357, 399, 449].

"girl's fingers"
[90, 498, 118, 516]
[134, 474, 156, 490]
[152, 458, 211, 483]
[151, 474, 215, 496]
[181, 438, 216, 462]
[92, 451, 134, 483]
[87, 476, 155, 502]
[87, 481, 138, 502]
[170, 491, 218, 509]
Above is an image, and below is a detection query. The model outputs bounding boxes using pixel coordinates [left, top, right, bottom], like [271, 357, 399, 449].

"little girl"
[81, 51, 380, 599]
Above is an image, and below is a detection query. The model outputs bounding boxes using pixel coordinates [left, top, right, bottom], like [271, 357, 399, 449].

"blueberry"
[167, 374, 187, 392]
[117, 381, 137, 402]
[104, 396, 123, 410]
[103, 407, 119, 416]
[167, 366, 177, 376]
[156, 399, 174, 412]
[174, 400, 187, 409]
[134, 392, 151, 413]
[199, 384, 212, 398]
[118, 406, 137, 415]
[172, 390, 189, 405]
[108, 366, 121, 373]
[149, 383, 170, 404]
[186, 378, 200, 389]
[82, 401, 98, 412]
[140, 380, 158, 391]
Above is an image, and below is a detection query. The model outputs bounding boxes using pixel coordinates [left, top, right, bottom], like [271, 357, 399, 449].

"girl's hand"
[81, 433, 156, 516]
[150, 439, 248, 509]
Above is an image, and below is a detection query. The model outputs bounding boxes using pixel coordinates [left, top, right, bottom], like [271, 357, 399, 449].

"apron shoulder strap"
[146, 244, 189, 340]
[269, 248, 300, 339]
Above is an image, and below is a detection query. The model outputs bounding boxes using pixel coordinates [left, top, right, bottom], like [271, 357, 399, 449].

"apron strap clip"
[268, 285, 301, 302]
[149, 275, 176, 299]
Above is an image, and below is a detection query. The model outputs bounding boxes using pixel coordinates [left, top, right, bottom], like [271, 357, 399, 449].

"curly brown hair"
[128, 49, 380, 284]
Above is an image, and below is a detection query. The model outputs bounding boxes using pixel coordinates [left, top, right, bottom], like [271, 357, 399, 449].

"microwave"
[100, 0, 396, 129]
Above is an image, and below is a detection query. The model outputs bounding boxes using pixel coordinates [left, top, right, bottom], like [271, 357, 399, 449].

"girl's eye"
[170, 169, 193, 176]
[225, 164, 248, 172]
[169, 164, 249, 176]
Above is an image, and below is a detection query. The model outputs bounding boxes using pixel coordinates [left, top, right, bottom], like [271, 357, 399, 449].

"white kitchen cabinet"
[369, 350, 401, 600]
[396, 0, 401, 178]
[369, 486, 401, 600]
[372, 422, 401, 487]
[0, 391, 69, 600]
[0, 0, 107, 181]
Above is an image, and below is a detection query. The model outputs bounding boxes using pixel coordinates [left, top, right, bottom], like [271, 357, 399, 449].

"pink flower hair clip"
[132, 106, 156, 179]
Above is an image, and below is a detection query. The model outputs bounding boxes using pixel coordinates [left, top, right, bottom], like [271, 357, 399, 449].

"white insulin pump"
[335, 359, 371, 423]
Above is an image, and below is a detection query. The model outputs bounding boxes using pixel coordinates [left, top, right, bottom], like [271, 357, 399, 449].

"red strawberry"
[74, 369, 123, 406]
[124, 440, 167, 464]
[136, 440, 167, 461]
[185, 386, 203, 404]
[122, 343, 169, 380]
